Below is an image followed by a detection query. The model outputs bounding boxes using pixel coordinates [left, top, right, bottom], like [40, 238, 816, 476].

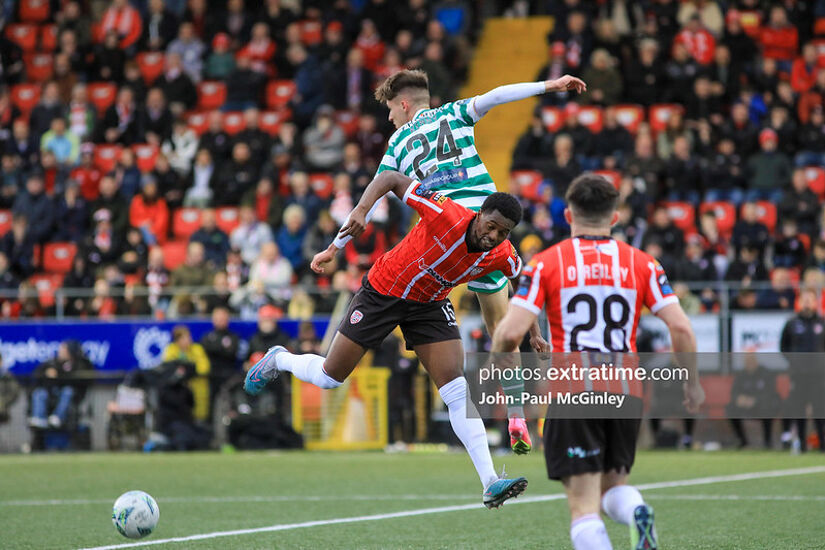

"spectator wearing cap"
[142, 0, 179, 51]
[248, 304, 290, 360]
[129, 176, 170, 245]
[205, 33, 236, 81]
[54, 180, 88, 243]
[100, 0, 143, 51]
[759, 6, 798, 71]
[224, 54, 266, 112]
[190, 209, 230, 269]
[167, 22, 206, 83]
[745, 128, 791, 202]
[13, 175, 54, 247]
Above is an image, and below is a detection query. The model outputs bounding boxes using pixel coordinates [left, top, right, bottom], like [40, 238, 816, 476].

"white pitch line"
[647, 494, 825, 502]
[78, 465, 825, 550]
[0, 495, 478, 507]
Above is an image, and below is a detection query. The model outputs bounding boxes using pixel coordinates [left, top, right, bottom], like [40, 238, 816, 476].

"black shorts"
[337, 277, 461, 350]
[543, 397, 643, 481]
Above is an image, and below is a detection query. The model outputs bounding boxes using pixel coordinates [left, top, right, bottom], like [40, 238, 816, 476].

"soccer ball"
[111, 490, 159, 539]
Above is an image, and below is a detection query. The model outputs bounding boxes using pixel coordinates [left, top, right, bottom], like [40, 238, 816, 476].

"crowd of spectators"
[0, 0, 475, 319]
[510, 0, 825, 312]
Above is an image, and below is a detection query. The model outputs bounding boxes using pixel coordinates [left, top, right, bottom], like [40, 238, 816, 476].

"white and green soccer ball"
[111, 490, 159, 539]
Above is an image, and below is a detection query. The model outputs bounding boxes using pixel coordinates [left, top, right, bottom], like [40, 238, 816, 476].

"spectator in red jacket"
[99, 0, 143, 51]
[239, 22, 276, 77]
[129, 177, 169, 245]
[674, 13, 716, 66]
[758, 6, 798, 69]
[791, 42, 818, 94]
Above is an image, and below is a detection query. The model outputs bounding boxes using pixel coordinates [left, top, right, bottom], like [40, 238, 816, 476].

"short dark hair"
[565, 173, 620, 225]
[480, 192, 523, 226]
[374, 70, 429, 103]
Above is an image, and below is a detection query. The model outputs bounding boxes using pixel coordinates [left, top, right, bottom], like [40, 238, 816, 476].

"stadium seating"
[593, 169, 621, 189]
[222, 112, 246, 135]
[196, 81, 227, 111]
[576, 105, 603, 133]
[540, 106, 564, 132]
[172, 208, 203, 239]
[23, 52, 53, 81]
[648, 104, 685, 134]
[804, 166, 825, 200]
[5, 24, 38, 51]
[298, 20, 322, 46]
[266, 80, 297, 110]
[0, 210, 12, 237]
[752, 201, 777, 233]
[93, 145, 121, 173]
[185, 111, 210, 135]
[309, 173, 334, 200]
[40, 24, 57, 51]
[161, 240, 188, 270]
[18, 0, 51, 23]
[335, 111, 359, 138]
[28, 273, 64, 308]
[510, 170, 543, 202]
[136, 52, 165, 85]
[131, 144, 159, 173]
[610, 104, 644, 134]
[87, 82, 118, 117]
[10, 83, 40, 116]
[42, 242, 77, 274]
[701, 201, 737, 238]
[259, 110, 286, 136]
[662, 201, 696, 234]
[215, 207, 241, 235]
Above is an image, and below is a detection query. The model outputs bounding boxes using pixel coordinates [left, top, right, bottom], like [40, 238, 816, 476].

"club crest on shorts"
[350, 310, 363, 324]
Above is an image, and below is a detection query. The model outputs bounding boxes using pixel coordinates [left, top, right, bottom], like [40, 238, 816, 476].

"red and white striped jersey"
[512, 236, 678, 353]
[367, 180, 522, 303]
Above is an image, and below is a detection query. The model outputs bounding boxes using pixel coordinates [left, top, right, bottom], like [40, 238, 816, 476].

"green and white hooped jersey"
[376, 98, 496, 212]
[377, 98, 508, 293]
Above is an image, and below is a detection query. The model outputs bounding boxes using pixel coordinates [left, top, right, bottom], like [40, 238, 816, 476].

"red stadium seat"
[610, 104, 644, 134]
[814, 39, 825, 69]
[40, 24, 57, 51]
[593, 170, 621, 189]
[87, 82, 117, 116]
[93, 144, 121, 173]
[10, 83, 40, 116]
[42, 242, 77, 274]
[23, 52, 53, 81]
[216, 207, 241, 235]
[649, 104, 685, 134]
[309, 173, 334, 200]
[29, 273, 64, 307]
[136, 52, 165, 84]
[815, 18, 825, 37]
[334, 110, 359, 138]
[222, 111, 246, 135]
[510, 170, 543, 202]
[259, 110, 286, 136]
[266, 80, 296, 109]
[172, 208, 203, 239]
[5, 24, 38, 51]
[662, 201, 696, 233]
[700, 201, 736, 238]
[0, 210, 12, 237]
[804, 166, 825, 199]
[739, 10, 762, 37]
[161, 240, 188, 270]
[132, 143, 159, 173]
[752, 200, 777, 233]
[197, 81, 226, 111]
[299, 20, 322, 46]
[19, 0, 51, 22]
[576, 105, 603, 133]
[540, 106, 564, 133]
[186, 111, 210, 135]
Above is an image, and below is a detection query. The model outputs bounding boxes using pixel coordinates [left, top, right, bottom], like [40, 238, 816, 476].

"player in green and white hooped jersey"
[330, 70, 585, 448]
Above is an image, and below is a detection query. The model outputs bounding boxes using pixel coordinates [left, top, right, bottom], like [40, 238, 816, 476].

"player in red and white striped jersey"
[246, 170, 530, 508]
[492, 173, 705, 550]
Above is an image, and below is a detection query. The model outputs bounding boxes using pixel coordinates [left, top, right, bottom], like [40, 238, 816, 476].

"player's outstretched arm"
[471, 75, 587, 119]
[656, 303, 705, 414]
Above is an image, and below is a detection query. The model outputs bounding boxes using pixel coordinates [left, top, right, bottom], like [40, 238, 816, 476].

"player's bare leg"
[415, 339, 527, 508]
[477, 286, 533, 454]
[602, 470, 658, 550]
[244, 332, 366, 395]
[563, 473, 614, 549]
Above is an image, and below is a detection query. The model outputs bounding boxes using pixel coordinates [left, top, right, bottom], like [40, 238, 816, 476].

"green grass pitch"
[2, 450, 824, 549]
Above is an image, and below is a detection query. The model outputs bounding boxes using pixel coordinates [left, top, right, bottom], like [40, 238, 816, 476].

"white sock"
[601, 484, 645, 526]
[570, 514, 613, 550]
[276, 353, 342, 389]
[438, 377, 498, 488]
